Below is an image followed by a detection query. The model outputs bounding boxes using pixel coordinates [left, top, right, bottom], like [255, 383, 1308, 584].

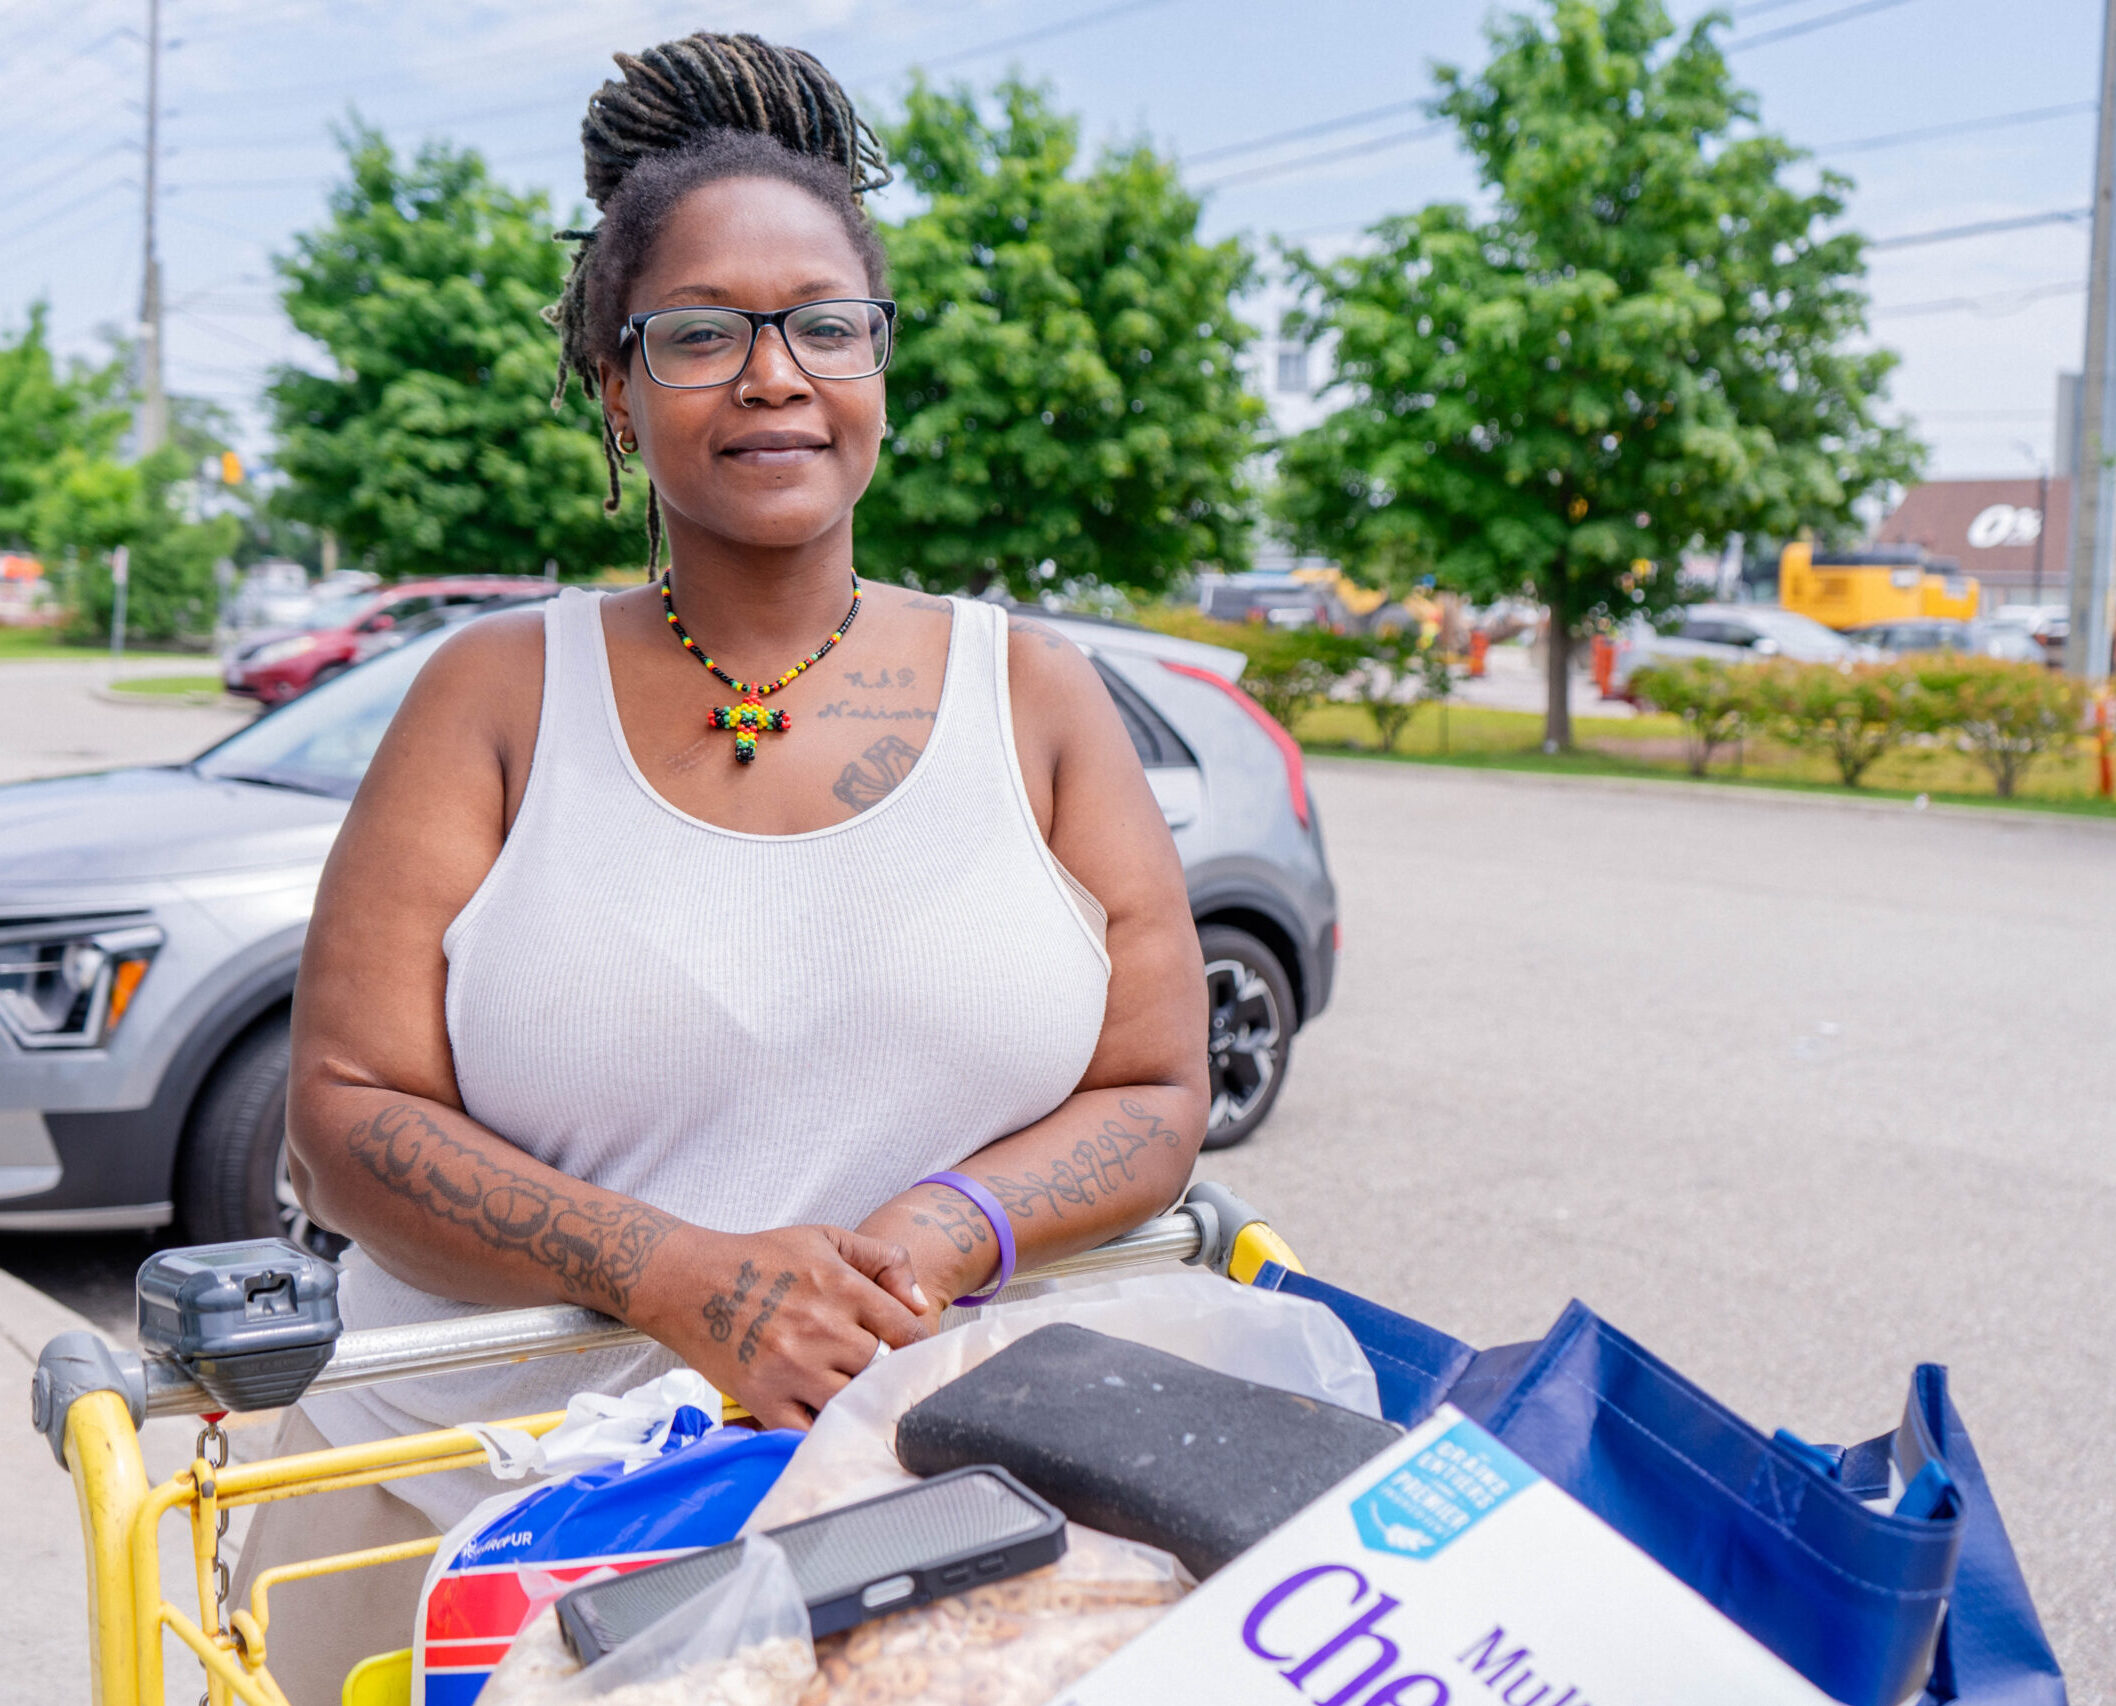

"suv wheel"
[1198, 924, 1294, 1151]
[177, 1014, 346, 1258]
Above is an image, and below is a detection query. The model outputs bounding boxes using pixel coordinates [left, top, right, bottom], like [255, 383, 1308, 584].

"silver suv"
[0, 600, 1336, 1250]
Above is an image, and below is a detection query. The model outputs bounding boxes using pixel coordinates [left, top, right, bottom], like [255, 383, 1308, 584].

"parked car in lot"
[0, 598, 1336, 1251]
[1607, 603, 1868, 699]
[1844, 618, 2051, 668]
[222, 575, 550, 705]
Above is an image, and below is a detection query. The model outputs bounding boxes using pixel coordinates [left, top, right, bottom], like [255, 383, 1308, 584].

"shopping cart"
[30, 1183, 1300, 1706]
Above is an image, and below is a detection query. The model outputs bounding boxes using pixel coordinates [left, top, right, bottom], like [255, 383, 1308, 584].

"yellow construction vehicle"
[1778, 542, 1979, 630]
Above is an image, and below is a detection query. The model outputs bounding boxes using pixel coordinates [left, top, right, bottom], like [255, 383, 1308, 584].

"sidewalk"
[0, 658, 254, 785]
[0, 1266, 272, 1705]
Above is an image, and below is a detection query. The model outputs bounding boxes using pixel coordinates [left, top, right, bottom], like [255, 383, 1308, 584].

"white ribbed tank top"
[305, 590, 1110, 1522]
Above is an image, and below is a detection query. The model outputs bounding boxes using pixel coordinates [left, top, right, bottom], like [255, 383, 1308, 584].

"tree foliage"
[1271, 0, 1922, 748]
[1, 305, 239, 642]
[1757, 660, 1916, 787]
[270, 128, 639, 580]
[861, 80, 1262, 597]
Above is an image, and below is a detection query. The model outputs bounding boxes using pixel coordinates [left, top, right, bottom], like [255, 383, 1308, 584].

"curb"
[90, 684, 249, 710]
[1307, 752, 2116, 834]
[0, 1264, 101, 1367]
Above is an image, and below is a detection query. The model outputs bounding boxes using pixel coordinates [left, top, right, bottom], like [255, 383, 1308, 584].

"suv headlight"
[0, 918, 163, 1049]
[249, 635, 318, 667]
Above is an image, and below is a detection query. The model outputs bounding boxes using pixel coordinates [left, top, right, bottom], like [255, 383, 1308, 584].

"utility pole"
[135, 0, 169, 455]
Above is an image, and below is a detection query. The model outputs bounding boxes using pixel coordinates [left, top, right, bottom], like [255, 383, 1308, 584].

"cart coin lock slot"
[556, 1466, 1066, 1664]
[136, 1239, 341, 1412]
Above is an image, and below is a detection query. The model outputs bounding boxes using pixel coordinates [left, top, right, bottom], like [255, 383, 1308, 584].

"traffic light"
[220, 450, 244, 485]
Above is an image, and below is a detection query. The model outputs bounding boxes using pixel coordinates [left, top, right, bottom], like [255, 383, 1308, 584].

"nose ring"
[737, 382, 758, 408]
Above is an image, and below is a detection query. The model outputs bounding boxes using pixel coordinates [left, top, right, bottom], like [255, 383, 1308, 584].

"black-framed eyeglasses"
[617, 298, 897, 390]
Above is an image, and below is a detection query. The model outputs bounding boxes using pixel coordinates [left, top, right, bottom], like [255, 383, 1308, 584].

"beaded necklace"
[659, 570, 862, 764]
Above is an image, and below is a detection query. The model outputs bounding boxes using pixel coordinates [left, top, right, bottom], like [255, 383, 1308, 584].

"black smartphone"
[555, 1465, 1067, 1663]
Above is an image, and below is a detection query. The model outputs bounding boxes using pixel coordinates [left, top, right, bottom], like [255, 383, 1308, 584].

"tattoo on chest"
[842, 668, 916, 690]
[817, 700, 935, 723]
[346, 1103, 676, 1314]
[834, 733, 923, 811]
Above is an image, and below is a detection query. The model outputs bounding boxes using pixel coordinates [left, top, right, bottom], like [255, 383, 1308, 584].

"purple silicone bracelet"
[915, 1171, 1017, 1307]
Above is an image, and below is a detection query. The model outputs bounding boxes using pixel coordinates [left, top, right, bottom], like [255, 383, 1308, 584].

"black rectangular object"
[555, 1465, 1065, 1664]
[894, 1323, 1400, 1579]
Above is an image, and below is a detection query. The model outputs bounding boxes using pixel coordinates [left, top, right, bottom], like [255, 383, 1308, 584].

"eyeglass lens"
[641, 301, 890, 388]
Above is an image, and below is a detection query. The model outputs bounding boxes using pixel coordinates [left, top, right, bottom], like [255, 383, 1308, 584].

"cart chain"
[196, 1418, 231, 1706]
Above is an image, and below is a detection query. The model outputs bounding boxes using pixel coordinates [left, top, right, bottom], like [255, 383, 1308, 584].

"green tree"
[861, 79, 1262, 597]
[0, 303, 129, 545]
[1271, 0, 1921, 749]
[270, 127, 637, 579]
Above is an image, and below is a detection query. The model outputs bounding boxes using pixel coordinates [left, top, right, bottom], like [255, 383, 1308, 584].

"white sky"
[0, 0, 2099, 480]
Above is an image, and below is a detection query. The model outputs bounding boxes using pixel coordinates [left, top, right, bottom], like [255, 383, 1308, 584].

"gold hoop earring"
[617, 429, 637, 453]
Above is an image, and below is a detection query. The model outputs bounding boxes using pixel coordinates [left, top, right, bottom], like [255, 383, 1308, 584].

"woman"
[244, 30, 1205, 1696]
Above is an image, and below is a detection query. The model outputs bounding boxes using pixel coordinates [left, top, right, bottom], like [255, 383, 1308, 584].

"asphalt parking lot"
[2, 704, 2110, 1694]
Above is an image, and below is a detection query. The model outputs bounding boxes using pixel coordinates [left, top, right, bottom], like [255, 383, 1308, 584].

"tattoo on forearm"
[737, 1270, 798, 1365]
[345, 1103, 676, 1314]
[910, 1186, 992, 1256]
[985, 1119, 1150, 1223]
[833, 734, 922, 810]
[702, 1260, 761, 1343]
[1118, 1097, 1184, 1149]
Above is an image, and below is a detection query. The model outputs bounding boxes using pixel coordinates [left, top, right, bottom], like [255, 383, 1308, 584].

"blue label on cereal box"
[1351, 1419, 1538, 1560]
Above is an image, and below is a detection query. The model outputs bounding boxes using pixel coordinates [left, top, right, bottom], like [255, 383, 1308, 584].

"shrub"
[1343, 628, 1454, 752]
[1630, 658, 1759, 776]
[1759, 660, 1917, 787]
[1135, 608, 1353, 732]
[1909, 657, 2084, 797]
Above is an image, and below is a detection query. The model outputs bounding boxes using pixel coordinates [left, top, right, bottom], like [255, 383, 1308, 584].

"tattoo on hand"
[833, 734, 922, 811]
[986, 1120, 1150, 1223]
[737, 1270, 798, 1365]
[346, 1103, 676, 1315]
[910, 1186, 992, 1256]
[702, 1260, 761, 1343]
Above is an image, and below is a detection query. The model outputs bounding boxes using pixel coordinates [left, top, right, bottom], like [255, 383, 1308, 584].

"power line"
[1186, 99, 1426, 167]
[1872, 278, 2088, 317]
[1199, 122, 1450, 191]
[0, 141, 132, 219]
[919, 0, 1174, 71]
[1868, 206, 2092, 250]
[1727, 0, 1919, 51]
[1815, 100, 2098, 156]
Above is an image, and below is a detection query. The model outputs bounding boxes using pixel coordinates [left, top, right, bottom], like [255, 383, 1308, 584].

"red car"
[222, 576, 548, 704]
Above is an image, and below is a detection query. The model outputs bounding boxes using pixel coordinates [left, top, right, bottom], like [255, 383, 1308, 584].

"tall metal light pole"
[135, 0, 169, 455]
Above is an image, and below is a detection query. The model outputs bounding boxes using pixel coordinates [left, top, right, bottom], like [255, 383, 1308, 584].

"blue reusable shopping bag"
[1253, 1266, 2065, 1706]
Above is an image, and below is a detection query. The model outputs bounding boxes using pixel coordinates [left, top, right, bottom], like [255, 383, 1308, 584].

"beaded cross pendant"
[711, 693, 790, 764]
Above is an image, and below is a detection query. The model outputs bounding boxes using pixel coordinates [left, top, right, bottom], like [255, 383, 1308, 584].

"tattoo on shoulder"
[1008, 615, 1065, 652]
[834, 733, 922, 811]
[346, 1103, 675, 1315]
[903, 593, 954, 613]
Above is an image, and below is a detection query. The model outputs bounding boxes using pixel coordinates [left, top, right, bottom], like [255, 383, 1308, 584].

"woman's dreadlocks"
[547, 32, 892, 572]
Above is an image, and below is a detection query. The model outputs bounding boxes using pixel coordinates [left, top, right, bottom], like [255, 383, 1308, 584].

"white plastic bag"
[460, 1368, 722, 1482]
[742, 1272, 1380, 1533]
[483, 1534, 815, 1706]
